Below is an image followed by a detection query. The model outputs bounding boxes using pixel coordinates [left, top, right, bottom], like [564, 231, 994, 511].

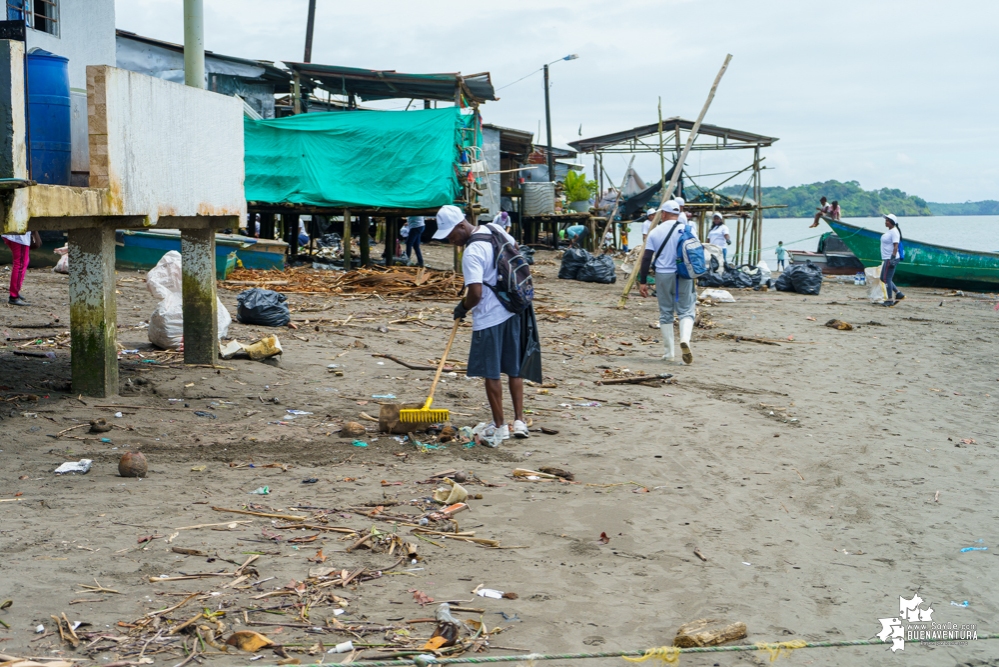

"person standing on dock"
[810, 196, 832, 228]
[638, 200, 696, 365]
[880, 214, 905, 306]
[433, 205, 530, 442]
[707, 213, 732, 263]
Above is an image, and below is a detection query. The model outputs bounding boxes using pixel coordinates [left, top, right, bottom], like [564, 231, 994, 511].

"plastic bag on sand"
[700, 288, 735, 303]
[52, 245, 69, 274]
[755, 259, 772, 283]
[236, 288, 291, 327]
[146, 251, 232, 350]
[866, 265, 887, 302]
[577, 254, 617, 284]
[558, 248, 590, 280]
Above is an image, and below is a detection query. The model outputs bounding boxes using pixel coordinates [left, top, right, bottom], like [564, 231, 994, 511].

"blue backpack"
[652, 222, 708, 279]
[468, 223, 534, 314]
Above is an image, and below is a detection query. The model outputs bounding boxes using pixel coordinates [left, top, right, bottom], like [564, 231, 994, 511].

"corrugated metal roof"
[284, 62, 496, 104]
[569, 117, 778, 152]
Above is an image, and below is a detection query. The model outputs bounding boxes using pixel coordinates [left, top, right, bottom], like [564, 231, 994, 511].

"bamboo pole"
[618, 54, 733, 307]
[343, 209, 352, 269]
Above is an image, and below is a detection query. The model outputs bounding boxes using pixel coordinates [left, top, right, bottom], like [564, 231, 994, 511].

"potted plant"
[563, 170, 597, 213]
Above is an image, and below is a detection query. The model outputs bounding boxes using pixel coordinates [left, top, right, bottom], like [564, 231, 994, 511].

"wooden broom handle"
[424, 319, 461, 409]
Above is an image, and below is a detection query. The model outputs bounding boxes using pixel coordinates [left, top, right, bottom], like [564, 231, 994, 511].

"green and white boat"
[825, 218, 999, 292]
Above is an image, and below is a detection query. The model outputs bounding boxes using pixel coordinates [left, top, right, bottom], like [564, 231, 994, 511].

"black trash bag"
[775, 263, 823, 294]
[698, 270, 726, 288]
[577, 254, 617, 284]
[519, 306, 543, 384]
[737, 265, 763, 287]
[519, 246, 535, 266]
[236, 288, 291, 326]
[558, 248, 591, 280]
[719, 268, 754, 289]
[789, 262, 823, 295]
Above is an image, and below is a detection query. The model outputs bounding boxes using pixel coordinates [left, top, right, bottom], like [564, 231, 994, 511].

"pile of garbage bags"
[519, 245, 535, 266]
[698, 259, 773, 290]
[558, 248, 616, 284]
[774, 262, 823, 295]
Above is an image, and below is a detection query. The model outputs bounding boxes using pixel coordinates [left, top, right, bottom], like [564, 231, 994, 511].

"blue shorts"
[466, 314, 522, 380]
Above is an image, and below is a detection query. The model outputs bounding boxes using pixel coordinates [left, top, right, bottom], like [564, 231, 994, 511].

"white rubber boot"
[679, 317, 694, 365]
[661, 321, 675, 361]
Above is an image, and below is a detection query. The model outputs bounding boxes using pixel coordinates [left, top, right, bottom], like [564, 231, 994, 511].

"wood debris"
[225, 266, 463, 300]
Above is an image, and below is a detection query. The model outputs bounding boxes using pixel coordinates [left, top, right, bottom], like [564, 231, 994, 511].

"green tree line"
[719, 180, 932, 218]
[927, 200, 999, 215]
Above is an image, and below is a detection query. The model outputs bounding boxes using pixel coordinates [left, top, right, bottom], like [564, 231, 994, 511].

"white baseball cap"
[646, 208, 656, 218]
[433, 205, 466, 239]
[674, 197, 685, 208]
[712, 211, 723, 220]
[659, 200, 681, 214]
[883, 213, 898, 225]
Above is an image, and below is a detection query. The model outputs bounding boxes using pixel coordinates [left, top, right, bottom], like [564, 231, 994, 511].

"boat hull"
[115, 230, 287, 278]
[787, 250, 864, 275]
[825, 219, 999, 291]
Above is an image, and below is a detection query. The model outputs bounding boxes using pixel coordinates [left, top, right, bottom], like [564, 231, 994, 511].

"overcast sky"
[117, 0, 999, 202]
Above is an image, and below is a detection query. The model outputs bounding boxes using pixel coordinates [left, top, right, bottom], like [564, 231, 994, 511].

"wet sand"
[1, 246, 997, 667]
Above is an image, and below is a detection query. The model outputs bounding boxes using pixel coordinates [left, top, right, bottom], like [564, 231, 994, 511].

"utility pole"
[303, 0, 317, 63]
[183, 0, 204, 89]
[543, 64, 554, 182]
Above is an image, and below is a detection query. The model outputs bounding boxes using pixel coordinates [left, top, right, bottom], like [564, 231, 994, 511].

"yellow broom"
[399, 319, 460, 423]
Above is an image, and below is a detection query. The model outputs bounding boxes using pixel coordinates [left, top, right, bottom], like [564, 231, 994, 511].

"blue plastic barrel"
[27, 49, 71, 185]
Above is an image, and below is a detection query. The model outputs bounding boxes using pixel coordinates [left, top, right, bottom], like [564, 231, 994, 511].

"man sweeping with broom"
[432, 205, 541, 446]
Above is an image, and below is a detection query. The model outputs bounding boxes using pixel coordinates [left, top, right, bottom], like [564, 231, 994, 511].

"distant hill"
[719, 180, 932, 218]
[928, 200, 999, 216]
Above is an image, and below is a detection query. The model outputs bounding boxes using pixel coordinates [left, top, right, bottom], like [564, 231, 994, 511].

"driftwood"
[674, 618, 747, 648]
[372, 354, 459, 372]
[596, 373, 673, 386]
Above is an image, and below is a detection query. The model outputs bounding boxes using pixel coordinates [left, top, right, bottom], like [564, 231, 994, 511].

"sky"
[115, 0, 999, 203]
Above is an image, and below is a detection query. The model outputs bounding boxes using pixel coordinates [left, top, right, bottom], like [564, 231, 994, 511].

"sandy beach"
[1, 245, 997, 667]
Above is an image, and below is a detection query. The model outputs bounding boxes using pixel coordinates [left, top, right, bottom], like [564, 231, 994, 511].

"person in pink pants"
[2, 231, 30, 306]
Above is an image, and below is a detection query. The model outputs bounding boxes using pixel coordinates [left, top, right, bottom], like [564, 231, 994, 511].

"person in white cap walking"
[432, 205, 529, 442]
[641, 208, 656, 242]
[707, 212, 732, 263]
[637, 200, 696, 364]
[880, 214, 905, 306]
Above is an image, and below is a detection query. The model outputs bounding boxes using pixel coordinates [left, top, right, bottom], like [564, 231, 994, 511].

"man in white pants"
[637, 200, 696, 364]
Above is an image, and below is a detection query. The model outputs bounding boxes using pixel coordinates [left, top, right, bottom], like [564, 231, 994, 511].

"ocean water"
[627, 215, 999, 267]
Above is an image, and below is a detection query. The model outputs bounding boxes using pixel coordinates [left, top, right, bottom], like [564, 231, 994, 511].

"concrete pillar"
[181, 229, 218, 365]
[68, 227, 117, 397]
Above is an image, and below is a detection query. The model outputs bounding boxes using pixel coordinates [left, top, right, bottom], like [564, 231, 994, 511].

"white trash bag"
[865, 264, 887, 303]
[146, 251, 231, 350]
[700, 288, 735, 303]
[755, 258, 772, 284]
[52, 245, 69, 274]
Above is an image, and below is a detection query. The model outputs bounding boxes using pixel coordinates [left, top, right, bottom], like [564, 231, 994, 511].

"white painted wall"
[93, 66, 245, 223]
[26, 0, 116, 180]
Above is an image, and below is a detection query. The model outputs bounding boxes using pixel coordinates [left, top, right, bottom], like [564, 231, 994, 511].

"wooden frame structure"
[570, 118, 778, 265]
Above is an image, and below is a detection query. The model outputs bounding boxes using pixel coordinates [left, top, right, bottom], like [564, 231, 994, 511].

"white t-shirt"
[462, 224, 516, 331]
[2, 232, 31, 245]
[881, 227, 900, 260]
[707, 224, 730, 247]
[641, 220, 651, 237]
[645, 219, 687, 274]
[678, 212, 688, 225]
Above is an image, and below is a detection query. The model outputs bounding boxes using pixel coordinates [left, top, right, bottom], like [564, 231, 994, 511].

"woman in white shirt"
[880, 214, 905, 306]
[2, 230, 32, 306]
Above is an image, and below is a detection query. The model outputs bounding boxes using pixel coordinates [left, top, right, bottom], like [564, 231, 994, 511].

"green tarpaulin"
[243, 107, 477, 210]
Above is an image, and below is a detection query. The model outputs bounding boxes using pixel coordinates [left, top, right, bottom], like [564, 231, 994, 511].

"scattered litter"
[675, 618, 748, 648]
[286, 410, 313, 416]
[824, 319, 854, 331]
[226, 630, 274, 652]
[960, 546, 987, 553]
[114, 411, 123, 418]
[236, 288, 291, 327]
[241, 335, 283, 361]
[54, 459, 92, 475]
[193, 411, 216, 419]
[598, 532, 610, 544]
[328, 641, 354, 654]
[191, 465, 206, 472]
[147, 251, 231, 349]
[302, 478, 318, 484]
[951, 601, 970, 607]
[372, 394, 397, 400]
[742, 562, 752, 566]
[352, 440, 368, 448]
[496, 611, 521, 621]
[699, 289, 735, 303]
[432, 478, 468, 504]
[474, 587, 517, 600]
[341, 422, 366, 438]
[248, 486, 270, 495]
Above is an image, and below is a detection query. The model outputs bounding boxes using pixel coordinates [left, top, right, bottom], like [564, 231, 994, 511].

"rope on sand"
[241, 633, 999, 667]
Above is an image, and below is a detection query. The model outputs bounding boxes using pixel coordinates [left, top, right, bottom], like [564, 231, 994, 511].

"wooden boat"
[115, 230, 288, 278]
[825, 218, 999, 291]
[787, 230, 864, 275]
